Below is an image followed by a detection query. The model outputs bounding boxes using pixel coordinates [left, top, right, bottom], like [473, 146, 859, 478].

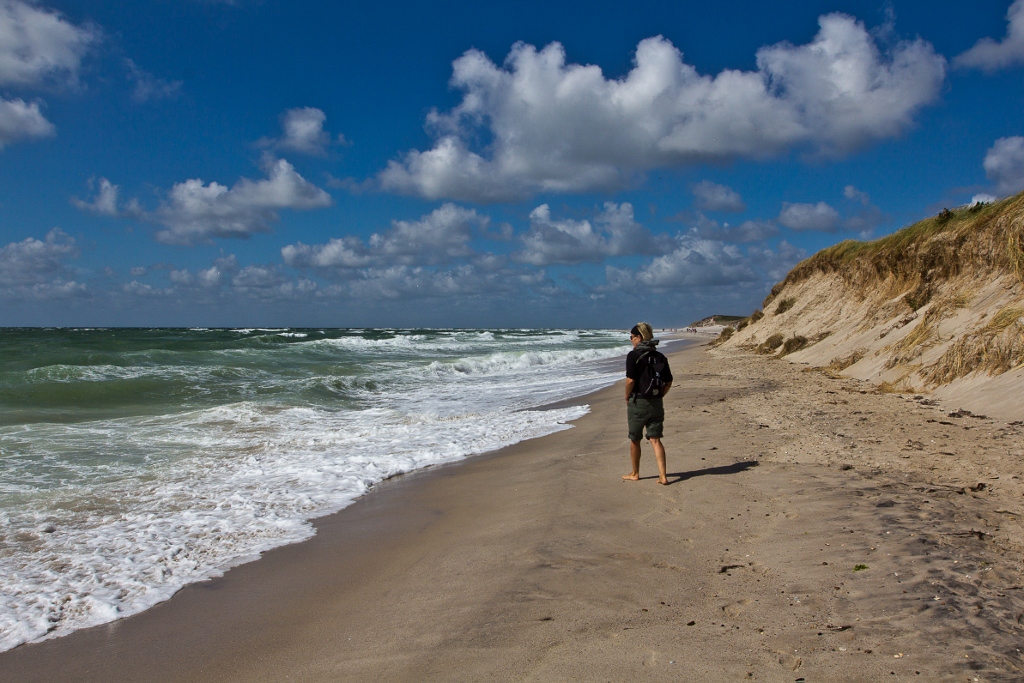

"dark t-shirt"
[626, 346, 673, 383]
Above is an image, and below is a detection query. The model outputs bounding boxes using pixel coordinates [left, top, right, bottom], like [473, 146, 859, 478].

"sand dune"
[720, 194, 1024, 422]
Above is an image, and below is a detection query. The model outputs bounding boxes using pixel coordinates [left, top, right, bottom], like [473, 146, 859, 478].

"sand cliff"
[720, 192, 1024, 422]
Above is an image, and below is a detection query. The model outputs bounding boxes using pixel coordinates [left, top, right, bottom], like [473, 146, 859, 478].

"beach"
[3, 340, 1024, 682]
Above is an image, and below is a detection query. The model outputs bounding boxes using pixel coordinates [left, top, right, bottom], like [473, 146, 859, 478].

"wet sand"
[3, 342, 1024, 682]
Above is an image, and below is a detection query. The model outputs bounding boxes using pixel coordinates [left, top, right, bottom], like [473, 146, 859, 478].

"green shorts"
[627, 396, 665, 442]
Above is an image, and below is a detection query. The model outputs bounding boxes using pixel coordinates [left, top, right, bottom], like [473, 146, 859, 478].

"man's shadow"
[638, 459, 758, 485]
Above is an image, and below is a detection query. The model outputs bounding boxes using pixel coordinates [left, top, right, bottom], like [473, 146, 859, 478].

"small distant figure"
[622, 322, 673, 485]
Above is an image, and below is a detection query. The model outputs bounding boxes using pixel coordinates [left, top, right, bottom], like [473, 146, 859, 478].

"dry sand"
[3, 342, 1024, 682]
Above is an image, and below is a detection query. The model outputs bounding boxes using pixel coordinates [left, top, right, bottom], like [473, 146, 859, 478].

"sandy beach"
[3, 340, 1024, 682]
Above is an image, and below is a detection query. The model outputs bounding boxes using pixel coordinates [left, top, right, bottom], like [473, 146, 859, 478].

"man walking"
[622, 322, 673, 485]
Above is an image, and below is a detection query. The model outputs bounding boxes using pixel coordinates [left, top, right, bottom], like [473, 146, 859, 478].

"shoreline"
[3, 342, 1023, 681]
[0, 333, 647, 659]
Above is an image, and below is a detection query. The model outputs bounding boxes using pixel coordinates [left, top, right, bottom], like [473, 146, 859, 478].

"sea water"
[0, 328, 638, 651]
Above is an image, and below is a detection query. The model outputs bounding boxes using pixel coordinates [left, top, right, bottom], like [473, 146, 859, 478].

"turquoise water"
[0, 327, 634, 650]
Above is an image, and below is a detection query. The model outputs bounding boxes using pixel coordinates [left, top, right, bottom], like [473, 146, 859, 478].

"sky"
[1, 0, 1024, 328]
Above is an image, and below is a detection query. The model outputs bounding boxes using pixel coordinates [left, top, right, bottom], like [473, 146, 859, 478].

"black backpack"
[633, 349, 668, 399]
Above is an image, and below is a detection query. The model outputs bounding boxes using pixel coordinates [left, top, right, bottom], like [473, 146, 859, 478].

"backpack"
[633, 349, 668, 399]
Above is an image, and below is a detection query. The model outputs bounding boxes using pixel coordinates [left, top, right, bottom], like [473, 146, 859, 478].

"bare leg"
[622, 440, 642, 480]
[649, 437, 668, 484]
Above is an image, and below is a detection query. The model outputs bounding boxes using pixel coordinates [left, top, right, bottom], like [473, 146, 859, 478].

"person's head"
[630, 322, 654, 346]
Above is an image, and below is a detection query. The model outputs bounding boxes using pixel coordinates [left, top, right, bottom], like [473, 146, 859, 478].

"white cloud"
[150, 157, 332, 245]
[691, 180, 746, 212]
[72, 160, 332, 244]
[690, 213, 778, 243]
[971, 193, 998, 205]
[984, 135, 1024, 196]
[229, 264, 317, 299]
[260, 107, 337, 156]
[604, 235, 756, 291]
[843, 184, 870, 204]
[125, 58, 181, 102]
[515, 202, 668, 266]
[0, 1, 98, 149]
[170, 254, 238, 288]
[379, 13, 945, 202]
[122, 280, 170, 297]
[282, 236, 370, 270]
[148, 254, 316, 300]
[0, 0, 98, 87]
[282, 203, 487, 272]
[954, 0, 1024, 72]
[368, 203, 484, 265]
[345, 263, 542, 301]
[0, 96, 53, 147]
[745, 240, 808, 283]
[778, 201, 841, 232]
[0, 227, 84, 298]
[71, 177, 120, 215]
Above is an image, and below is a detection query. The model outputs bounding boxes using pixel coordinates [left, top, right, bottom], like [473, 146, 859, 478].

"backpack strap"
[631, 350, 652, 401]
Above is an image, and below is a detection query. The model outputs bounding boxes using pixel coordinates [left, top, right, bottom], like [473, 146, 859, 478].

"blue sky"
[1, 0, 1023, 328]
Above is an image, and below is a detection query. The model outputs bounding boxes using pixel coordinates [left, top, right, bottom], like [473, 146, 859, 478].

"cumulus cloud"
[954, 0, 1024, 72]
[125, 58, 181, 102]
[0, 1, 98, 148]
[843, 184, 870, 204]
[168, 255, 239, 289]
[0, 0, 98, 87]
[148, 157, 332, 245]
[691, 180, 746, 212]
[984, 136, 1024, 196]
[379, 13, 945, 202]
[0, 227, 84, 298]
[689, 213, 778, 243]
[515, 202, 669, 266]
[71, 177, 120, 215]
[71, 160, 332, 244]
[0, 96, 53, 147]
[283, 203, 487, 273]
[971, 193, 998, 205]
[345, 263, 547, 301]
[282, 236, 370, 270]
[260, 107, 341, 156]
[777, 201, 841, 232]
[368, 203, 484, 265]
[604, 235, 756, 291]
[745, 240, 808, 283]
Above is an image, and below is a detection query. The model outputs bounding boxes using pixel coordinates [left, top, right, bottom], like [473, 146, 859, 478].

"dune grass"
[757, 333, 784, 354]
[924, 305, 1024, 384]
[763, 193, 1024, 310]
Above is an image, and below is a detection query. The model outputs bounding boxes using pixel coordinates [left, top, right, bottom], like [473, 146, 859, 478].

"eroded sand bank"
[2, 342, 1023, 682]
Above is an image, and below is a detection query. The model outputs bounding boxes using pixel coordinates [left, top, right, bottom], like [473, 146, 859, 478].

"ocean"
[0, 327, 640, 652]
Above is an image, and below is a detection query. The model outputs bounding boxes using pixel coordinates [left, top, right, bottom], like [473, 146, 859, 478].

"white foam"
[0, 329, 630, 651]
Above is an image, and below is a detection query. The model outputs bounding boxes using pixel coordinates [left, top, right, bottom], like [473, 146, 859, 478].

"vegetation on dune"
[882, 293, 973, 369]
[774, 297, 797, 315]
[762, 193, 1024, 310]
[779, 335, 809, 356]
[757, 333, 784, 354]
[829, 349, 866, 372]
[713, 326, 736, 345]
[724, 192, 1024, 389]
[924, 306, 1024, 384]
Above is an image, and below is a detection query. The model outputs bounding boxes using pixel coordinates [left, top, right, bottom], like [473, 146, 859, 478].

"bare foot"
[657, 478, 669, 485]
[622, 473, 640, 481]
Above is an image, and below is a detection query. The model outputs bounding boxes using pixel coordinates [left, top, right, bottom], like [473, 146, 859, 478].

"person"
[622, 322, 673, 485]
